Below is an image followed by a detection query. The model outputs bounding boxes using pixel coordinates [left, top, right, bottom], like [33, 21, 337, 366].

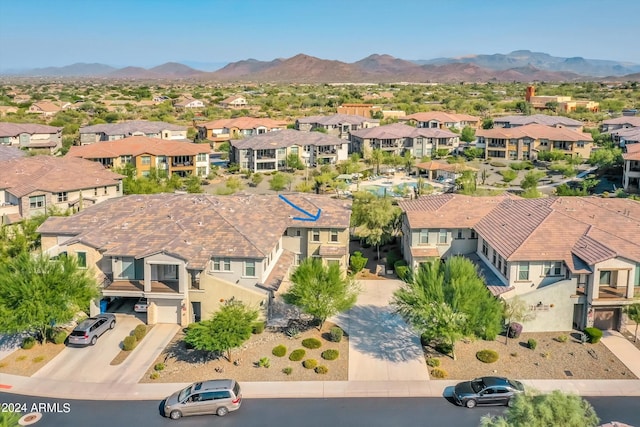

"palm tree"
[403, 151, 415, 176]
[370, 148, 383, 176]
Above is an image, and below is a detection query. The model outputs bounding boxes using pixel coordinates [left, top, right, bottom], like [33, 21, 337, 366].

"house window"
[330, 230, 339, 243]
[419, 229, 429, 244]
[244, 261, 256, 277]
[599, 270, 612, 285]
[492, 250, 497, 265]
[635, 263, 640, 287]
[57, 192, 68, 202]
[291, 146, 299, 154]
[543, 261, 562, 276]
[438, 229, 447, 244]
[312, 230, 320, 242]
[120, 155, 132, 164]
[141, 155, 151, 165]
[94, 188, 98, 196]
[456, 229, 463, 239]
[164, 265, 177, 279]
[577, 142, 585, 148]
[518, 263, 530, 281]
[482, 241, 489, 256]
[470, 230, 477, 239]
[103, 186, 108, 195]
[197, 153, 207, 162]
[212, 257, 231, 272]
[296, 229, 301, 237]
[76, 252, 87, 268]
[29, 195, 45, 209]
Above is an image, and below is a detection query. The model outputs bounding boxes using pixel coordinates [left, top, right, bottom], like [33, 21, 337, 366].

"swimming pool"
[363, 182, 417, 197]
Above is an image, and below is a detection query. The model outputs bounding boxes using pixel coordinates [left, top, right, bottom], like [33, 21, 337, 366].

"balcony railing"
[598, 285, 628, 299]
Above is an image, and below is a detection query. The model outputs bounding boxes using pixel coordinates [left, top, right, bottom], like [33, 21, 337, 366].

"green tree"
[284, 258, 359, 329]
[350, 192, 402, 260]
[588, 146, 623, 169]
[0, 252, 100, 342]
[520, 170, 545, 198]
[515, 101, 532, 115]
[269, 172, 289, 192]
[480, 391, 599, 427]
[482, 117, 494, 129]
[503, 296, 536, 344]
[434, 148, 450, 159]
[403, 151, 415, 175]
[183, 302, 258, 362]
[369, 148, 384, 175]
[460, 126, 476, 143]
[624, 303, 640, 342]
[0, 215, 49, 260]
[184, 175, 202, 193]
[500, 169, 517, 183]
[392, 257, 504, 359]
[250, 173, 264, 187]
[286, 153, 304, 171]
[456, 170, 477, 194]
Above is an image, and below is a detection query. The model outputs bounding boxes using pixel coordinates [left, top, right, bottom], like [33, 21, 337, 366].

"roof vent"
[121, 222, 129, 229]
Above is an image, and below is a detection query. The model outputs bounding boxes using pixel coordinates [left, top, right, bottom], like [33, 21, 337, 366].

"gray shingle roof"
[350, 123, 458, 139]
[231, 129, 346, 149]
[79, 120, 186, 136]
[494, 114, 583, 127]
[296, 114, 378, 126]
[0, 122, 61, 137]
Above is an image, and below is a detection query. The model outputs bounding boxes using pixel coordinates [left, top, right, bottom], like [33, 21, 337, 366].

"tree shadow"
[0, 333, 25, 351]
[161, 336, 222, 364]
[335, 304, 424, 363]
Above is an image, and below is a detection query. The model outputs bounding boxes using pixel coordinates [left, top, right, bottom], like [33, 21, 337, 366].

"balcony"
[256, 155, 276, 160]
[598, 286, 628, 299]
[172, 161, 192, 167]
[102, 274, 181, 294]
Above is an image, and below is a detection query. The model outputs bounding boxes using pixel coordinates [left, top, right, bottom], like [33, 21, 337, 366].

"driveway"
[335, 279, 429, 382]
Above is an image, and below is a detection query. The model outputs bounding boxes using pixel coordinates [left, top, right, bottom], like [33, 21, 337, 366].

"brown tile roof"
[623, 143, 640, 161]
[221, 95, 246, 104]
[38, 193, 351, 269]
[198, 117, 287, 131]
[476, 123, 593, 142]
[0, 122, 61, 137]
[318, 245, 347, 257]
[264, 249, 295, 291]
[0, 155, 123, 197]
[350, 123, 458, 140]
[415, 160, 478, 173]
[231, 129, 346, 150]
[402, 112, 480, 123]
[30, 101, 62, 113]
[410, 247, 440, 258]
[67, 135, 209, 158]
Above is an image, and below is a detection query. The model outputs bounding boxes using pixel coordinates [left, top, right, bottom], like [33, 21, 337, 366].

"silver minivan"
[163, 379, 242, 420]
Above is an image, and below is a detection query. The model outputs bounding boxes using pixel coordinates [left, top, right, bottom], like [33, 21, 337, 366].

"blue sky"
[1, 0, 639, 70]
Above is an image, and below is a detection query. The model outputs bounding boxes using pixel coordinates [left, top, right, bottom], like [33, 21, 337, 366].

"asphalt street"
[2, 393, 639, 427]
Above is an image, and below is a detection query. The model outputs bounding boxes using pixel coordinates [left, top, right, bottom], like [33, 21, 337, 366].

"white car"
[134, 297, 148, 313]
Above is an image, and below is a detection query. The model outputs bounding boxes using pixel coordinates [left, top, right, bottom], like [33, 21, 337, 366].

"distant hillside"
[25, 63, 117, 77]
[414, 50, 640, 77]
[149, 62, 203, 77]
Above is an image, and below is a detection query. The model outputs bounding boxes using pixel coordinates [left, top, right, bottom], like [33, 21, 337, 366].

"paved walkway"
[601, 330, 640, 378]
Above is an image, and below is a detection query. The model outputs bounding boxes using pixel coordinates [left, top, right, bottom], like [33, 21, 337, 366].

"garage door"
[593, 308, 620, 330]
[153, 299, 180, 324]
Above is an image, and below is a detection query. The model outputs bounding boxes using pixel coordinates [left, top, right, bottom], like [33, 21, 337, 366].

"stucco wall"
[506, 279, 577, 332]
[191, 274, 268, 321]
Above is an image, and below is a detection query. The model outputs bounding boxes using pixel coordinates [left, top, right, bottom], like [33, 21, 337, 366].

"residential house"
[0, 145, 26, 162]
[219, 95, 248, 108]
[27, 101, 70, 117]
[37, 193, 352, 325]
[399, 194, 640, 332]
[525, 86, 599, 112]
[415, 160, 478, 181]
[80, 121, 188, 145]
[476, 123, 593, 160]
[400, 112, 480, 130]
[295, 114, 379, 140]
[493, 114, 584, 131]
[0, 155, 123, 224]
[196, 117, 287, 150]
[350, 123, 459, 158]
[0, 122, 62, 153]
[174, 97, 205, 109]
[230, 129, 349, 172]
[601, 117, 640, 133]
[613, 127, 640, 147]
[622, 143, 640, 192]
[67, 135, 210, 178]
[336, 103, 382, 118]
[0, 106, 18, 116]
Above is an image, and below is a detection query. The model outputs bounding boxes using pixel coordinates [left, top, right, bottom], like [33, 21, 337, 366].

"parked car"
[163, 379, 242, 420]
[134, 297, 148, 313]
[67, 314, 116, 346]
[452, 376, 524, 408]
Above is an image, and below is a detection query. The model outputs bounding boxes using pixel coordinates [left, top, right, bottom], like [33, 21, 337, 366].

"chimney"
[525, 86, 535, 102]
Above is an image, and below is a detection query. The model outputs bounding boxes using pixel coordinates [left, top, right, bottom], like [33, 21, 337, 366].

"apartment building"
[493, 114, 583, 131]
[400, 112, 480, 130]
[79, 121, 188, 145]
[295, 114, 379, 140]
[0, 122, 62, 153]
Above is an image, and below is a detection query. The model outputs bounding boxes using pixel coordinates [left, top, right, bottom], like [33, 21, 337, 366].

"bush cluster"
[315, 365, 328, 374]
[489, 161, 507, 168]
[149, 372, 159, 380]
[258, 357, 270, 368]
[154, 363, 165, 371]
[21, 337, 36, 350]
[426, 357, 440, 367]
[302, 338, 322, 349]
[527, 338, 537, 350]
[321, 349, 339, 360]
[329, 327, 343, 343]
[435, 342, 453, 355]
[123, 335, 137, 351]
[282, 367, 293, 375]
[133, 325, 147, 341]
[51, 330, 68, 345]
[272, 345, 287, 357]
[349, 251, 367, 273]
[289, 349, 306, 361]
[585, 327, 603, 344]
[252, 322, 266, 334]
[555, 335, 568, 343]
[507, 322, 523, 339]
[303, 359, 318, 369]
[476, 349, 499, 363]
[430, 368, 448, 378]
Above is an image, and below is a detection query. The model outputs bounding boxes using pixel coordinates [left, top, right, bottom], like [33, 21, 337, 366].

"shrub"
[315, 365, 328, 374]
[585, 327, 603, 344]
[349, 251, 368, 273]
[258, 357, 270, 368]
[32, 356, 45, 363]
[16, 355, 27, 361]
[329, 326, 343, 343]
[435, 342, 453, 355]
[527, 338, 537, 350]
[123, 335, 138, 351]
[394, 260, 410, 281]
[499, 169, 518, 183]
[154, 363, 165, 371]
[321, 349, 339, 360]
[289, 349, 306, 361]
[133, 325, 147, 341]
[476, 349, 499, 363]
[302, 338, 322, 349]
[282, 367, 293, 375]
[490, 161, 507, 168]
[507, 322, 523, 339]
[149, 372, 160, 380]
[272, 345, 287, 357]
[51, 330, 68, 345]
[21, 337, 36, 350]
[303, 359, 318, 369]
[252, 322, 266, 334]
[426, 357, 440, 367]
[555, 335, 568, 343]
[430, 368, 448, 378]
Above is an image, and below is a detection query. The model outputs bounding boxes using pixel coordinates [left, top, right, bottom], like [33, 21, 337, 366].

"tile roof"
[79, 120, 186, 136]
[623, 143, 640, 161]
[221, 95, 246, 104]
[402, 112, 480, 123]
[613, 128, 640, 142]
[476, 123, 593, 142]
[296, 114, 379, 126]
[67, 135, 209, 158]
[415, 160, 477, 173]
[603, 117, 640, 127]
[231, 129, 346, 150]
[30, 101, 62, 112]
[0, 122, 61, 137]
[410, 247, 440, 258]
[493, 114, 583, 127]
[38, 193, 352, 270]
[0, 145, 27, 161]
[198, 117, 287, 131]
[318, 245, 347, 256]
[350, 123, 458, 140]
[0, 155, 123, 196]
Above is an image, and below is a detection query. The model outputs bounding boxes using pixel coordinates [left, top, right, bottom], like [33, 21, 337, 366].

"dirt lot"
[0, 343, 66, 376]
[141, 322, 349, 383]
[427, 332, 637, 380]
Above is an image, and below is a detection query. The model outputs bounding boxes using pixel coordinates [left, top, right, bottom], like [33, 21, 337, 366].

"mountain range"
[4, 51, 640, 83]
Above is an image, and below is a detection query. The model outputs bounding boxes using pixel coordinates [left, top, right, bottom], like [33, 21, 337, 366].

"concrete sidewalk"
[601, 330, 640, 379]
